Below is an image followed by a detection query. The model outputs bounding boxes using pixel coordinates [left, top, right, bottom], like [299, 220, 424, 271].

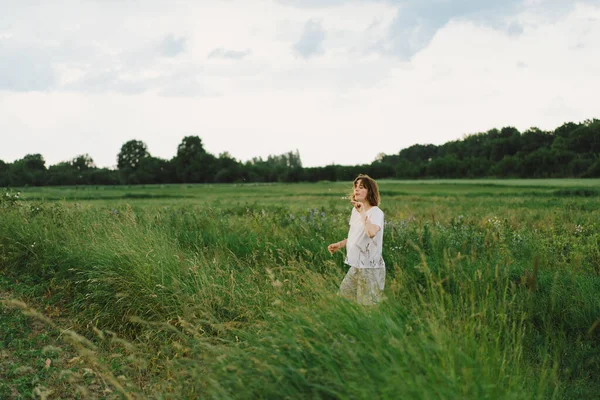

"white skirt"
[338, 266, 385, 305]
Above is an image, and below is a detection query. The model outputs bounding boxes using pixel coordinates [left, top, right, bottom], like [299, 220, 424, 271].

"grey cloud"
[0, 39, 57, 91]
[158, 73, 220, 97]
[293, 19, 326, 58]
[281, 0, 524, 59]
[159, 84, 215, 98]
[278, 0, 348, 7]
[542, 96, 576, 117]
[525, 0, 600, 17]
[280, 0, 600, 59]
[382, 0, 524, 59]
[0, 31, 219, 96]
[506, 21, 524, 37]
[68, 66, 222, 97]
[0, 34, 140, 93]
[160, 34, 186, 57]
[208, 47, 251, 60]
[66, 70, 147, 95]
[569, 42, 586, 50]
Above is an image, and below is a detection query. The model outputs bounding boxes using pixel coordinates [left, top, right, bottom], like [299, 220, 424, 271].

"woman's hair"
[351, 174, 380, 206]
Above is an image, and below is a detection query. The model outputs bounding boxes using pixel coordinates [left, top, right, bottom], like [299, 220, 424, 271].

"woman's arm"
[350, 202, 381, 239]
[328, 238, 347, 254]
[361, 214, 381, 238]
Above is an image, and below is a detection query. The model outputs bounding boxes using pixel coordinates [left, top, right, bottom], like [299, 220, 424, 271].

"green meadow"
[1, 179, 600, 399]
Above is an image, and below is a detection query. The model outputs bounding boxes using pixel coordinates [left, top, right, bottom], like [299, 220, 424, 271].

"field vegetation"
[1, 180, 600, 399]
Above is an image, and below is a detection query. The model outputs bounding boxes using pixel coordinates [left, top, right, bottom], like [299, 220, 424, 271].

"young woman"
[328, 174, 385, 305]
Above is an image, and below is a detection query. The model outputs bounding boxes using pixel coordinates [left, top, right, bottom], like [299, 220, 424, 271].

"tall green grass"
[1, 183, 600, 398]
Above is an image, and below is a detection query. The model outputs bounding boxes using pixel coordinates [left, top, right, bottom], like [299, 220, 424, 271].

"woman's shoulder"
[368, 205, 384, 215]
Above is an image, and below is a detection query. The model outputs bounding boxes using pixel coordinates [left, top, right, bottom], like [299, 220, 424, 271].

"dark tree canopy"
[173, 136, 215, 183]
[72, 154, 96, 171]
[1, 119, 599, 186]
[117, 140, 149, 171]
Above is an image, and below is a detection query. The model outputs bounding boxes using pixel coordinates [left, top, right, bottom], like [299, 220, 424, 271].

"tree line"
[1, 119, 599, 187]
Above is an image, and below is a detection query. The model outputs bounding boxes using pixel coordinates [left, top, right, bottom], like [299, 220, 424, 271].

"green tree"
[399, 144, 438, 164]
[47, 162, 77, 185]
[23, 154, 46, 171]
[0, 160, 9, 186]
[463, 157, 492, 177]
[89, 168, 120, 185]
[564, 120, 600, 155]
[426, 155, 463, 178]
[173, 136, 217, 183]
[567, 155, 594, 177]
[10, 154, 47, 186]
[214, 152, 242, 183]
[136, 156, 172, 184]
[585, 157, 600, 178]
[72, 154, 96, 171]
[117, 140, 150, 184]
[491, 155, 520, 178]
[368, 161, 395, 179]
[519, 128, 553, 154]
[395, 158, 420, 178]
[520, 147, 556, 178]
[489, 127, 520, 162]
[554, 121, 580, 138]
[117, 140, 149, 171]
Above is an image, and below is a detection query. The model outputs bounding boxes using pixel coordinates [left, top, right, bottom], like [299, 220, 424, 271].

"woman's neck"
[361, 200, 373, 211]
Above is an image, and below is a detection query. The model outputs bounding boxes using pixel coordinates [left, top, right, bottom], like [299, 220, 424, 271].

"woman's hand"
[328, 239, 346, 255]
[350, 201, 366, 215]
[351, 201, 380, 238]
[328, 242, 341, 255]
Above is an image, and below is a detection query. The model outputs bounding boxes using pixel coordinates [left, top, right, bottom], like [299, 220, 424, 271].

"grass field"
[1, 179, 600, 399]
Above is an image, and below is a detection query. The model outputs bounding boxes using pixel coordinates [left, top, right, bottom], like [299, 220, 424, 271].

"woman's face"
[354, 180, 368, 203]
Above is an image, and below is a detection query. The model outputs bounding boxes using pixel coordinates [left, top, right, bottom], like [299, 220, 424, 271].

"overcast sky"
[1, 0, 599, 168]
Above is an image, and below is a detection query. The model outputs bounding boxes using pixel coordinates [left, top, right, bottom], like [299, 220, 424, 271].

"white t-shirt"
[345, 206, 385, 269]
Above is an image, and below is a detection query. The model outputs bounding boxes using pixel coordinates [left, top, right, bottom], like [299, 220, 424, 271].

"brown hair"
[351, 174, 380, 206]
